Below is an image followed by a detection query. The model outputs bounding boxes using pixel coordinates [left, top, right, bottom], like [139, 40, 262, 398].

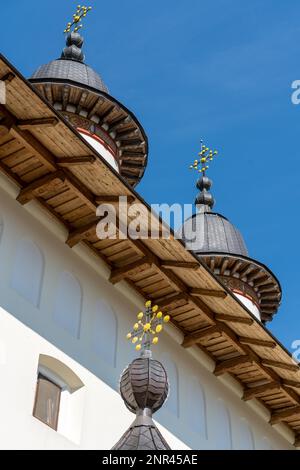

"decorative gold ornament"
[63, 5, 92, 34]
[126, 300, 170, 352]
[189, 140, 219, 175]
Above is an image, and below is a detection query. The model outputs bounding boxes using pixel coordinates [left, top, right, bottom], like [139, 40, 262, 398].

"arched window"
[34, 354, 84, 443]
[214, 399, 232, 449]
[161, 355, 179, 417]
[235, 418, 255, 449]
[91, 299, 118, 367]
[11, 239, 44, 306]
[187, 376, 207, 439]
[53, 272, 82, 338]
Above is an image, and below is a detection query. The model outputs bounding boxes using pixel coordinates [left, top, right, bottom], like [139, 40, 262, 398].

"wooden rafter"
[66, 220, 98, 248]
[270, 406, 300, 425]
[57, 156, 96, 166]
[182, 325, 220, 348]
[109, 257, 152, 285]
[261, 359, 299, 372]
[0, 71, 15, 82]
[239, 336, 277, 349]
[161, 260, 200, 270]
[17, 117, 59, 130]
[95, 195, 135, 204]
[215, 313, 254, 325]
[243, 382, 281, 401]
[16, 171, 66, 205]
[214, 355, 253, 376]
[190, 287, 227, 299]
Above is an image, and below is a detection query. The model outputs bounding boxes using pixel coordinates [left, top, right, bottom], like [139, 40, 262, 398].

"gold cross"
[189, 140, 219, 175]
[126, 300, 170, 352]
[64, 5, 92, 34]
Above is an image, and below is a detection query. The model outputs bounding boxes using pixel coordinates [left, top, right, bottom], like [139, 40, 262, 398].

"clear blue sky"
[2, 1, 300, 350]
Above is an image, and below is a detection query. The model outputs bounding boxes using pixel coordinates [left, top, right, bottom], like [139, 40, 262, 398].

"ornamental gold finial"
[126, 300, 170, 353]
[64, 5, 92, 34]
[189, 140, 219, 175]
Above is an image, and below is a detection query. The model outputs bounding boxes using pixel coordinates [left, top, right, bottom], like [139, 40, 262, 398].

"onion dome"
[181, 151, 281, 323]
[112, 353, 170, 451]
[120, 356, 169, 414]
[29, 31, 148, 187]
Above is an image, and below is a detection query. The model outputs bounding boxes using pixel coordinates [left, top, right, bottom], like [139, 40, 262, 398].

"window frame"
[33, 373, 62, 431]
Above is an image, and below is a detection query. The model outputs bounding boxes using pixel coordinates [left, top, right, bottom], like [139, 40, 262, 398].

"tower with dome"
[0, 5, 298, 451]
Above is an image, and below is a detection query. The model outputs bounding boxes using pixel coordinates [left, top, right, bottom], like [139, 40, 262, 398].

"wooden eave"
[1, 54, 300, 446]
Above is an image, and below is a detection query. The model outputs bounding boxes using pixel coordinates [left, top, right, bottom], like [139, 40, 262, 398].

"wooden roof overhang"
[0, 54, 300, 447]
[30, 77, 148, 187]
[201, 253, 282, 322]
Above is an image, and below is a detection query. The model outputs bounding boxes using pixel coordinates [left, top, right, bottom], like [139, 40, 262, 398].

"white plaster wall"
[233, 292, 261, 321]
[79, 132, 119, 173]
[0, 184, 294, 450]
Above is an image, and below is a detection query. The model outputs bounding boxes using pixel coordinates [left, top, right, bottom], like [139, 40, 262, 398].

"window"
[33, 374, 61, 430]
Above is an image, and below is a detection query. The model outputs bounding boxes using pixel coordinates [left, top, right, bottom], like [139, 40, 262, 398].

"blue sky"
[2, 1, 300, 350]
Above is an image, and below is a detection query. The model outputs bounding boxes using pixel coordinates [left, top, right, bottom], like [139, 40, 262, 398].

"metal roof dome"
[180, 174, 248, 256]
[31, 58, 109, 94]
[30, 32, 108, 93]
[180, 169, 281, 322]
[181, 211, 248, 257]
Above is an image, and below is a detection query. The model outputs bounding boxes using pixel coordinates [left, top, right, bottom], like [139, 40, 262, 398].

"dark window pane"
[33, 375, 61, 430]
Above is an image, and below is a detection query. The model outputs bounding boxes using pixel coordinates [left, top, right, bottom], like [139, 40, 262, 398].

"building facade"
[0, 21, 299, 450]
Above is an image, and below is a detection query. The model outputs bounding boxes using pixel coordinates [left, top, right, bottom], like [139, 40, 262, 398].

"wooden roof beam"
[270, 406, 300, 425]
[95, 195, 135, 205]
[214, 355, 254, 377]
[190, 287, 227, 299]
[215, 313, 254, 325]
[239, 336, 277, 349]
[243, 382, 281, 401]
[109, 257, 152, 285]
[230, 260, 243, 275]
[17, 117, 59, 130]
[283, 379, 300, 389]
[261, 359, 299, 372]
[155, 292, 189, 309]
[16, 170, 66, 205]
[220, 258, 229, 275]
[295, 435, 300, 448]
[66, 220, 98, 248]
[57, 156, 96, 166]
[87, 97, 105, 119]
[0, 71, 15, 82]
[161, 260, 200, 270]
[108, 115, 131, 133]
[0, 104, 56, 171]
[182, 325, 220, 348]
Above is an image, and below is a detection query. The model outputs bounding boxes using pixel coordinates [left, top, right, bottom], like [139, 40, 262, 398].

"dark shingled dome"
[31, 59, 109, 93]
[30, 32, 108, 93]
[181, 211, 248, 257]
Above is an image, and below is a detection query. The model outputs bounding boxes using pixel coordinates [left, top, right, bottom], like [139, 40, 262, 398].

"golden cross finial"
[126, 300, 170, 352]
[189, 140, 219, 175]
[64, 5, 92, 34]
